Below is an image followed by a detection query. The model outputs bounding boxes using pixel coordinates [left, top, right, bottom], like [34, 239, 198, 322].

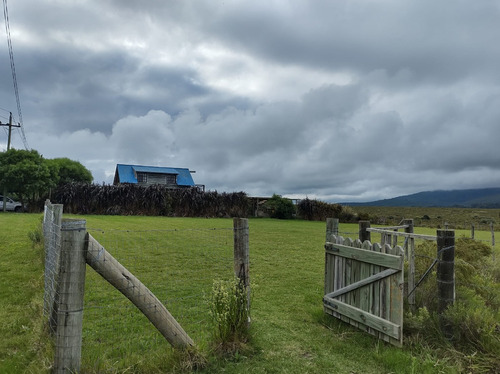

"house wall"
[137, 172, 178, 187]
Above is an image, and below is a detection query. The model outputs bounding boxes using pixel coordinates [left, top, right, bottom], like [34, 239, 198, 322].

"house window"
[165, 174, 176, 185]
[137, 172, 147, 183]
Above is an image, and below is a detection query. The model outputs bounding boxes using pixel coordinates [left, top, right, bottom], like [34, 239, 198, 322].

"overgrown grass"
[1, 212, 499, 373]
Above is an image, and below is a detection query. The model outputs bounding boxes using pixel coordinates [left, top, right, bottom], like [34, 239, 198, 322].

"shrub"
[297, 198, 343, 221]
[264, 194, 295, 219]
[405, 237, 500, 371]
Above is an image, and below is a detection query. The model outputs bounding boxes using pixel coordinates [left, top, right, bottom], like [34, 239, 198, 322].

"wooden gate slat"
[324, 268, 399, 299]
[323, 297, 401, 340]
[325, 243, 403, 269]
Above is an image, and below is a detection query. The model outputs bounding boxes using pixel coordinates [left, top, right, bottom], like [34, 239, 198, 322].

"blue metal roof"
[114, 164, 195, 186]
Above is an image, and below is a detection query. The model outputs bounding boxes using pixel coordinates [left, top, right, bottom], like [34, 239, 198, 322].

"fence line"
[42, 201, 250, 372]
[84, 225, 236, 351]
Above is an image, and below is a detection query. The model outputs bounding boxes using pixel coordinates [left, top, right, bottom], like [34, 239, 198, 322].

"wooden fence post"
[471, 224, 475, 240]
[358, 221, 371, 242]
[403, 219, 415, 310]
[437, 229, 455, 340]
[326, 218, 339, 241]
[234, 218, 250, 318]
[54, 219, 87, 374]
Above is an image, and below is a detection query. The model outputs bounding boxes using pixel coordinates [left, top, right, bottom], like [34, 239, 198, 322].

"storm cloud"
[1, 0, 499, 201]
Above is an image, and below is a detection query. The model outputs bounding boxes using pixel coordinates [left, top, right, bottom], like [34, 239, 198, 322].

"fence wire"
[82, 226, 234, 363]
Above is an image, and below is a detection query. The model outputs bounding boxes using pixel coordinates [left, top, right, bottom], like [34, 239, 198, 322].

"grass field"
[352, 206, 500, 229]
[0, 212, 498, 373]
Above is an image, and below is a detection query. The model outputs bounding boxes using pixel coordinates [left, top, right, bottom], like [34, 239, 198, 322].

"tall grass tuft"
[208, 277, 250, 356]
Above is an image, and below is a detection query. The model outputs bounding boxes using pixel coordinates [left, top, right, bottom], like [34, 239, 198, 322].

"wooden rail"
[366, 228, 437, 241]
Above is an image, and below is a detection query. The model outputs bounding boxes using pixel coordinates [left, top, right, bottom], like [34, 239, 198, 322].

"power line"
[3, 0, 28, 149]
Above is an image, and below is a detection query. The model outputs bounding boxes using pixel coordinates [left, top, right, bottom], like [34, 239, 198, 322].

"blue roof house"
[113, 164, 197, 189]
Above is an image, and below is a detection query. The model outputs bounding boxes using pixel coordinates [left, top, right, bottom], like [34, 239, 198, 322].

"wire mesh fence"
[42, 202, 62, 333]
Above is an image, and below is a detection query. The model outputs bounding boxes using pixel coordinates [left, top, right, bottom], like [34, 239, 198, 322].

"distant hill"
[344, 188, 500, 208]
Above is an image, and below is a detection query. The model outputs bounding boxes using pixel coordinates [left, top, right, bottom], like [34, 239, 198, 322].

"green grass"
[1, 212, 498, 373]
[352, 206, 500, 229]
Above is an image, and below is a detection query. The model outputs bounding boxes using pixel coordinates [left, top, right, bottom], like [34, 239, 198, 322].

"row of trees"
[0, 148, 93, 210]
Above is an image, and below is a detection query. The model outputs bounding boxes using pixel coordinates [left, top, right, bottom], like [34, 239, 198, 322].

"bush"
[297, 198, 343, 221]
[264, 194, 295, 219]
[405, 238, 500, 372]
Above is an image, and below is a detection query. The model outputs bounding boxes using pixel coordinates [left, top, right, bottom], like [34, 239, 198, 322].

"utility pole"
[1, 112, 20, 211]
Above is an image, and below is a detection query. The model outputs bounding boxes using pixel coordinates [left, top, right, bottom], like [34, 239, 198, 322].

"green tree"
[46, 157, 93, 185]
[0, 149, 55, 206]
[265, 194, 296, 219]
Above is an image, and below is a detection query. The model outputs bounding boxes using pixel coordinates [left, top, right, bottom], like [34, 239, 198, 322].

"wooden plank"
[324, 268, 398, 299]
[324, 235, 337, 315]
[371, 242, 382, 339]
[371, 225, 409, 230]
[325, 243, 403, 269]
[86, 234, 194, 348]
[340, 237, 351, 324]
[389, 245, 404, 346]
[359, 240, 371, 314]
[349, 238, 359, 311]
[379, 243, 391, 344]
[323, 297, 401, 340]
[366, 228, 436, 241]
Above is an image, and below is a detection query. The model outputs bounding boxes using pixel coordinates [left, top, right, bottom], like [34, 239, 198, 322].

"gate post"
[326, 218, 339, 241]
[359, 221, 371, 242]
[54, 219, 87, 373]
[437, 229, 455, 340]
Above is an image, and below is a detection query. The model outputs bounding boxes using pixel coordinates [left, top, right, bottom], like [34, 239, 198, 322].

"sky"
[1, 0, 500, 202]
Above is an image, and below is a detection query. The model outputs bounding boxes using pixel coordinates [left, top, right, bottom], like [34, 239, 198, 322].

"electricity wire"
[3, 0, 29, 149]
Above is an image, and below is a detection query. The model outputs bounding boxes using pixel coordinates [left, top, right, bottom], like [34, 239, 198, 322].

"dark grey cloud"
[1, 0, 500, 201]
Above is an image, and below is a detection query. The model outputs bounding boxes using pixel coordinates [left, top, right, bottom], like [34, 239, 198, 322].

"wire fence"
[83, 226, 234, 356]
[335, 219, 497, 312]
[42, 202, 62, 333]
[42, 201, 244, 371]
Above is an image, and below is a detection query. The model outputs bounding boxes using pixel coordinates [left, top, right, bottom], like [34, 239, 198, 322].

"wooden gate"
[323, 235, 404, 346]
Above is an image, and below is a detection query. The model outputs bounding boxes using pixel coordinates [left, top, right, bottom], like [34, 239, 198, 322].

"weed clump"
[208, 277, 251, 357]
